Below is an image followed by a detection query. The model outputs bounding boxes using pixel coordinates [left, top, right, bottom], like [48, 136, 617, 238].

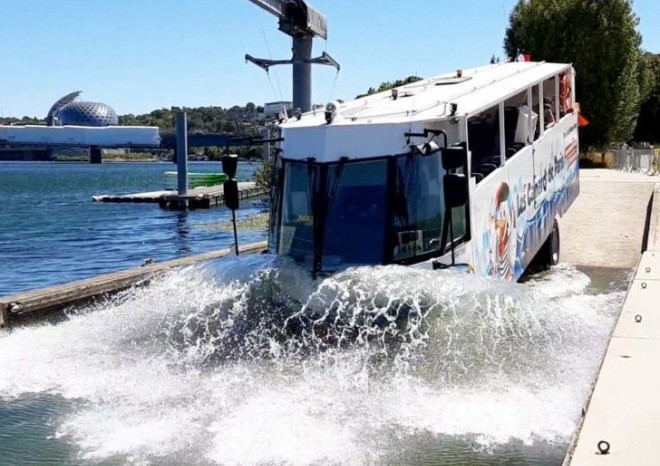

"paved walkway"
[560, 169, 657, 268]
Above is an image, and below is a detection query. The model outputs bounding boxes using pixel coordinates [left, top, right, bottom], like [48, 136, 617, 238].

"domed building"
[46, 91, 119, 126]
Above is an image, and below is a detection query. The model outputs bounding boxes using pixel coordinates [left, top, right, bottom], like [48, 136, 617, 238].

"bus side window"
[560, 72, 572, 116]
[468, 104, 502, 181]
[542, 77, 558, 129]
[503, 90, 530, 159]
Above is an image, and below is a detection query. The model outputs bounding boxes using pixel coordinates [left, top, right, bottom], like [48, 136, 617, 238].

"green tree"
[357, 76, 422, 99]
[504, 0, 648, 148]
[252, 157, 274, 190]
[377, 75, 422, 92]
[634, 53, 660, 143]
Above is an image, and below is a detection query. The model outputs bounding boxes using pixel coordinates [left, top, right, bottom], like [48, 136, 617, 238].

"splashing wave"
[0, 256, 624, 464]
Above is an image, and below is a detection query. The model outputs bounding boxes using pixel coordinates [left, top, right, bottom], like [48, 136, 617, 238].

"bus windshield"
[271, 151, 455, 275]
[275, 159, 388, 271]
[322, 160, 388, 268]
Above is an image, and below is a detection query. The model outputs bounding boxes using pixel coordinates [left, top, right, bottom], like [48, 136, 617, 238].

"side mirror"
[444, 174, 468, 208]
[441, 142, 468, 171]
[224, 179, 239, 210]
[222, 154, 240, 210]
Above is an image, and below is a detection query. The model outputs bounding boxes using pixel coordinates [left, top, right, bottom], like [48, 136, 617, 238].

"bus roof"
[282, 61, 572, 128]
[280, 61, 573, 161]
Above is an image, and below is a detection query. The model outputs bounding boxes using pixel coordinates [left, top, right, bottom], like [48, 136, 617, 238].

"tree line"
[505, 0, 660, 147]
[118, 103, 264, 136]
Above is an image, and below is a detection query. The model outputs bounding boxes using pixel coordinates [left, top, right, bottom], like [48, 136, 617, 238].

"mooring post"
[0, 303, 9, 329]
[176, 111, 189, 208]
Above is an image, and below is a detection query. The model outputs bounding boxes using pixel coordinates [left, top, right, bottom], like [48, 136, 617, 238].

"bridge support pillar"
[90, 146, 102, 164]
[292, 36, 313, 113]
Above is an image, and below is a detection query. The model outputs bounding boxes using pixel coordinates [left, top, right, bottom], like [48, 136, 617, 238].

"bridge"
[0, 125, 274, 163]
[0, 124, 161, 163]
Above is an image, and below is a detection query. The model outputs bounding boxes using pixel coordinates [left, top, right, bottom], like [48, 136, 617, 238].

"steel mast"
[246, 0, 340, 113]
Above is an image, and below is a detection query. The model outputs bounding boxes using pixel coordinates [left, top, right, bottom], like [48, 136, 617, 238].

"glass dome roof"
[56, 101, 119, 126]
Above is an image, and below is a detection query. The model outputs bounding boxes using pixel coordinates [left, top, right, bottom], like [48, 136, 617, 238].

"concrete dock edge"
[0, 240, 267, 328]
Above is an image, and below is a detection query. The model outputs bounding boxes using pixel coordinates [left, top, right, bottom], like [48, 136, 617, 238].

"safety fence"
[611, 148, 660, 175]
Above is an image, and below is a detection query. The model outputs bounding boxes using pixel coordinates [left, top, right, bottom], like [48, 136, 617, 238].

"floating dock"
[92, 181, 267, 209]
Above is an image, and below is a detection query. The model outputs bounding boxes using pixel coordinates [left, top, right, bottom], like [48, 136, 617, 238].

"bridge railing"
[611, 147, 660, 175]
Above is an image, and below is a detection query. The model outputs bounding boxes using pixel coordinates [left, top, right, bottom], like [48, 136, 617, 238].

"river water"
[0, 161, 265, 296]
[0, 163, 628, 465]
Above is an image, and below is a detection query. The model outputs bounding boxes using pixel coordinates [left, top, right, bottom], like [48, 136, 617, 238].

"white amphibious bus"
[267, 61, 580, 281]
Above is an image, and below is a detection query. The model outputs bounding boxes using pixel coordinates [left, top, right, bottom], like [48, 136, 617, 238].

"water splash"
[0, 257, 624, 465]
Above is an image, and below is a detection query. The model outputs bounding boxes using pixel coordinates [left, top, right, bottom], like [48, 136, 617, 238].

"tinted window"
[392, 154, 445, 261]
[323, 160, 388, 267]
[278, 162, 315, 263]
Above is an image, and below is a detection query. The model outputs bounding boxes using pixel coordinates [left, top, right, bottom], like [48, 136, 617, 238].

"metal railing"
[611, 148, 660, 175]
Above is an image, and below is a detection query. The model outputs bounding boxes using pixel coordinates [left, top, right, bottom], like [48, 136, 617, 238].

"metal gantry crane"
[246, 0, 340, 113]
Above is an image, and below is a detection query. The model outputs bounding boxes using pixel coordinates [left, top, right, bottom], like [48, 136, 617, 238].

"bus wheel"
[545, 219, 560, 267]
[551, 220, 560, 265]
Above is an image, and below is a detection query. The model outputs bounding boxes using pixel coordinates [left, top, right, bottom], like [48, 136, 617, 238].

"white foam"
[0, 262, 624, 464]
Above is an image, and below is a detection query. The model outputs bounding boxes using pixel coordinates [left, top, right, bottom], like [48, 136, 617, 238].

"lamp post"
[222, 154, 240, 255]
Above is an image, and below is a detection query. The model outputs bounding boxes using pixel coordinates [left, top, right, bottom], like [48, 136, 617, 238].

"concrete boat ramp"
[92, 181, 267, 209]
[3, 168, 660, 464]
[565, 174, 660, 466]
[559, 169, 657, 268]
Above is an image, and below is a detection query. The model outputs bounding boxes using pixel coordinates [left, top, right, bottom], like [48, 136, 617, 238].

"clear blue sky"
[1, 0, 658, 118]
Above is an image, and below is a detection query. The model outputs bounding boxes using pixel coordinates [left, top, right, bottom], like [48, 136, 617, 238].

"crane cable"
[262, 31, 284, 101]
[325, 38, 340, 103]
